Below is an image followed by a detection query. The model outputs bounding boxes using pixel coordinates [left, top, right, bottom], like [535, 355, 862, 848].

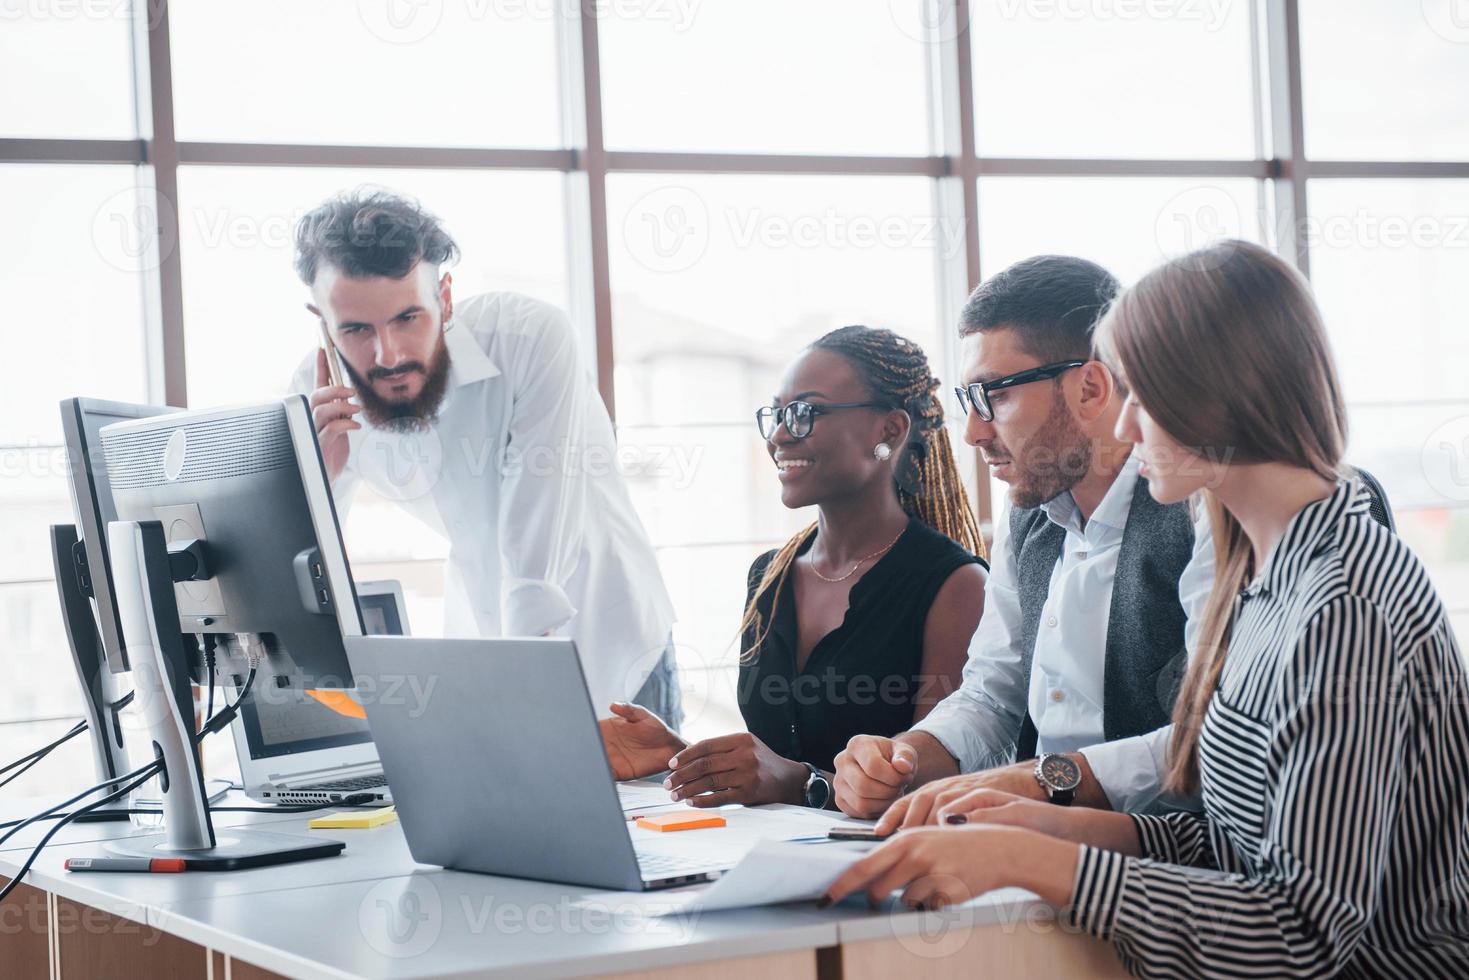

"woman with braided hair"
[601, 325, 989, 808]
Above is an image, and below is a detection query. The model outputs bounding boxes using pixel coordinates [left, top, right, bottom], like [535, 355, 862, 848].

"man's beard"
[989, 388, 1094, 511]
[343, 334, 452, 433]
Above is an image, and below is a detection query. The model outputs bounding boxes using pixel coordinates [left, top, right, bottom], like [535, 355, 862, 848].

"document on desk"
[651, 839, 870, 915]
[574, 838, 874, 917]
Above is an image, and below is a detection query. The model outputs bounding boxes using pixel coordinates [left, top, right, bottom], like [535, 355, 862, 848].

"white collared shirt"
[290, 291, 676, 710]
[911, 453, 1215, 812]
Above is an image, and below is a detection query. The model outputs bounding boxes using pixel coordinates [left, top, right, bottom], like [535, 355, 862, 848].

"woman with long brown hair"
[600, 325, 989, 809]
[822, 241, 1469, 976]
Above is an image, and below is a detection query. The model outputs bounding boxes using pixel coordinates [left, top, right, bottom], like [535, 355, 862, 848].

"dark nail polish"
[945, 813, 967, 825]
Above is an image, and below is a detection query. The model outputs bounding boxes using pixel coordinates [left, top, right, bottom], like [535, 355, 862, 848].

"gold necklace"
[808, 526, 907, 584]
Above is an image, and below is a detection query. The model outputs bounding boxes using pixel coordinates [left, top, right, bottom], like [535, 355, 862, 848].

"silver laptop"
[232, 581, 408, 805]
[344, 634, 741, 890]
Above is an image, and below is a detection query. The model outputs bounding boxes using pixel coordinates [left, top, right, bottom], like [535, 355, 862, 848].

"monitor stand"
[50, 524, 132, 806]
[103, 519, 343, 869]
[50, 525, 235, 823]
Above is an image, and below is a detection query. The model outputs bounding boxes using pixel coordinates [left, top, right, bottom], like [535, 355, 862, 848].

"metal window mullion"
[927, 0, 991, 532]
[175, 143, 576, 170]
[132, 0, 188, 407]
[1306, 161, 1469, 179]
[557, 0, 616, 420]
[1263, 0, 1310, 275]
[0, 139, 144, 164]
[1247, 0, 1272, 243]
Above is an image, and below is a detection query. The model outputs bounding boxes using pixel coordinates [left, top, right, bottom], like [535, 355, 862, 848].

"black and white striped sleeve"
[1129, 812, 1216, 868]
[1067, 595, 1427, 978]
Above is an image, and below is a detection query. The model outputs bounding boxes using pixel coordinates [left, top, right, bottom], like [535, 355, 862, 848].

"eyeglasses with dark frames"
[755, 400, 892, 441]
[952, 360, 1089, 422]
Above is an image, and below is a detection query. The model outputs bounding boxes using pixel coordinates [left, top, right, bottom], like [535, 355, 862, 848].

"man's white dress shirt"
[291, 291, 676, 711]
[912, 453, 1214, 811]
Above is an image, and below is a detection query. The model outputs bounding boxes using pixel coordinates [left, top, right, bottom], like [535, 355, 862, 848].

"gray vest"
[1011, 474, 1195, 760]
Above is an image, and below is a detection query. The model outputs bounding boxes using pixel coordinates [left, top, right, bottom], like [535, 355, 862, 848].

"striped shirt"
[1068, 478, 1469, 977]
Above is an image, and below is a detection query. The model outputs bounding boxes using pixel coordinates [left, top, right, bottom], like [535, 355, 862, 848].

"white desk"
[1, 794, 1129, 979]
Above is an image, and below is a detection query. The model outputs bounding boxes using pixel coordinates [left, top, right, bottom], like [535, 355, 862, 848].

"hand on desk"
[874, 763, 1047, 834]
[820, 822, 1080, 912]
[664, 733, 809, 807]
[821, 786, 1145, 910]
[598, 705, 814, 806]
[832, 735, 918, 819]
[599, 702, 688, 781]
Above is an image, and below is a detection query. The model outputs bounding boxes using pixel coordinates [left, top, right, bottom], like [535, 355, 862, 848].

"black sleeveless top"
[738, 518, 985, 773]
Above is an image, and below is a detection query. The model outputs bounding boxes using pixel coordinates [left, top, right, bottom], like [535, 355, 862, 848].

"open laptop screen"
[233, 587, 404, 760]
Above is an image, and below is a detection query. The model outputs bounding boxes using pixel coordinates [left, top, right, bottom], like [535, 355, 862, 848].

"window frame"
[4, 0, 1468, 733]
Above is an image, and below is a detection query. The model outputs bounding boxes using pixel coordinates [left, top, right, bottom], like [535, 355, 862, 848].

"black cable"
[0, 722, 91, 793]
[0, 755, 165, 850]
[0, 720, 88, 780]
[0, 664, 366, 872]
[202, 634, 217, 724]
[0, 662, 257, 836]
[0, 764, 159, 905]
[0, 753, 51, 794]
[197, 662, 256, 740]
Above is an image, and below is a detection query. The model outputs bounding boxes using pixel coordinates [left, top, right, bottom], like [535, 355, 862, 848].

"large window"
[970, 0, 1257, 159]
[599, 0, 931, 155]
[4, 1, 1467, 789]
[2, 165, 153, 720]
[168, 0, 562, 148]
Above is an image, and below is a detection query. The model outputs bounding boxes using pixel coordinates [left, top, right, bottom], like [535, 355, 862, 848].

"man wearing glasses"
[833, 255, 1215, 823]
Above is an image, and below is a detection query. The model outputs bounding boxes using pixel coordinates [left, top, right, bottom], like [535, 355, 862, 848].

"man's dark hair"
[958, 255, 1120, 363]
[293, 189, 460, 285]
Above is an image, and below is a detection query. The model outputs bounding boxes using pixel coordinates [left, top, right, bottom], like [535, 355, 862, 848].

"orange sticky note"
[304, 689, 367, 720]
[635, 812, 727, 833]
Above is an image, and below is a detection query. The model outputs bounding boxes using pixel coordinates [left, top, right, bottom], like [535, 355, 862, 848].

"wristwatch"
[1034, 753, 1081, 806]
[802, 763, 832, 809]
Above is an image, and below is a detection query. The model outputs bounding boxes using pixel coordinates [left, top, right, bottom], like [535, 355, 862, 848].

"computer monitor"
[93, 396, 365, 866]
[100, 396, 365, 686]
[61, 397, 178, 673]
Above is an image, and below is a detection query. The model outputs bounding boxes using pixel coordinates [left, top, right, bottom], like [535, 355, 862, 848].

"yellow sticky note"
[309, 805, 397, 830]
[635, 812, 726, 832]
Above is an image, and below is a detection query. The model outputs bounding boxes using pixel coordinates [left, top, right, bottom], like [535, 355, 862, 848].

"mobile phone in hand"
[827, 826, 893, 842]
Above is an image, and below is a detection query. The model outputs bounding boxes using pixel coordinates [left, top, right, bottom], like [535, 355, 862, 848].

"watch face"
[1038, 754, 1082, 792]
[806, 773, 832, 809]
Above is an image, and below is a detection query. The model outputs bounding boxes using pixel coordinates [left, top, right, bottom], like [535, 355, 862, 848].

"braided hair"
[737, 325, 987, 662]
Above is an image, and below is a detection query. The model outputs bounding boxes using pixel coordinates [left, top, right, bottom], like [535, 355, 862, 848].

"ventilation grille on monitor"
[103, 407, 295, 490]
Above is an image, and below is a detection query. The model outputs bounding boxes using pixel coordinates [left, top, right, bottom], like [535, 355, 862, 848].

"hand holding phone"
[309, 340, 360, 484]
[317, 318, 345, 388]
[827, 826, 893, 842]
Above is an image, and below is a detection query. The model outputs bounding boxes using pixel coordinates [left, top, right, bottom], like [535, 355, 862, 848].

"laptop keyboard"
[301, 775, 388, 792]
[635, 848, 733, 878]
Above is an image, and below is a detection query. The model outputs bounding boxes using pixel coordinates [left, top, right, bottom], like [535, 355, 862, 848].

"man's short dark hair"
[958, 255, 1120, 363]
[293, 189, 460, 285]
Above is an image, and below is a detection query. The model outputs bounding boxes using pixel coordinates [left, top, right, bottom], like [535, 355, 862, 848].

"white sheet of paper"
[644, 839, 871, 915]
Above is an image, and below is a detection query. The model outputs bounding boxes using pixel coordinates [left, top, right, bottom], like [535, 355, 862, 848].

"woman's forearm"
[1065, 806, 1142, 856]
[1006, 831, 1083, 907]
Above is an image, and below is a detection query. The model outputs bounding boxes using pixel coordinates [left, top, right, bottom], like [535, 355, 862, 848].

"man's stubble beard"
[343, 330, 452, 433]
[1004, 388, 1094, 511]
